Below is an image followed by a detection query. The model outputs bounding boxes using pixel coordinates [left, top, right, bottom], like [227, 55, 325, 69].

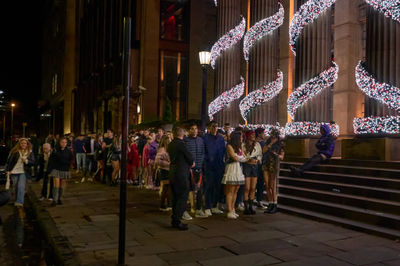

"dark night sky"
[0, 0, 44, 133]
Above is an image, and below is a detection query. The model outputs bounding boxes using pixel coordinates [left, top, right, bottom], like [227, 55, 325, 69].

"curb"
[26, 186, 81, 266]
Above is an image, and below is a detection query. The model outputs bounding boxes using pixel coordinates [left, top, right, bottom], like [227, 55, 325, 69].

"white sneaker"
[233, 210, 239, 218]
[227, 212, 237, 219]
[81, 177, 86, 183]
[195, 209, 209, 218]
[237, 203, 245, 212]
[182, 211, 193, 221]
[204, 209, 212, 217]
[211, 207, 223, 214]
[39, 197, 45, 201]
[190, 208, 196, 214]
[88, 177, 94, 182]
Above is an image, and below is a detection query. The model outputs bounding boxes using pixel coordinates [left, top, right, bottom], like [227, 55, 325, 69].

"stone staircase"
[278, 158, 400, 239]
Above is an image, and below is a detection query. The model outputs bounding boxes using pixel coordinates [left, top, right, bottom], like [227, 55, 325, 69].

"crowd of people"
[1, 121, 335, 231]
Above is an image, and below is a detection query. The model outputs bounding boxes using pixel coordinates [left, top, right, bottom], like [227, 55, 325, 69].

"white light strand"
[355, 61, 400, 111]
[210, 17, 246, 69]
[364, 0, 400, 23]
[239, 71, 283, 121]
[243, 3, 284, 61]
[353, 116, 400, 134]
[284, 122, 340, 137]
[214, 0, 218, 7]
[208, 77, 245, 120]
[289, 0, 337, 55]
[239, 124, 285, 138]
[287, 62, 338, 120]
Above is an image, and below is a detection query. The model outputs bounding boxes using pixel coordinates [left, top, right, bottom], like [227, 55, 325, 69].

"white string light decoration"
[239, 71, 283, 121]
[289, 0, 337, 55]
[243, 3, 284, 61]
[208, 77, 245, 120]
[214, 0, 218, 7]
[364, 0, 400, 23]
[240, 123, 285, 138]
[284, 122, 340, 137]
[210, 17, 246, 69]
[354, 61, 400, 134]
[287, 62, 339, 120]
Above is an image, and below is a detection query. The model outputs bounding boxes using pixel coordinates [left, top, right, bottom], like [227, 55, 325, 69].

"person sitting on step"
[291, 124, 335, 177]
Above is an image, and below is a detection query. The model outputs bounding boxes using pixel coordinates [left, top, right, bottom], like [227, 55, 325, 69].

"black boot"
[264, 203, 273, 213]
[268, 204, 278, 214]
[243, 200, 251, 215]
[249, 200, 256, 215]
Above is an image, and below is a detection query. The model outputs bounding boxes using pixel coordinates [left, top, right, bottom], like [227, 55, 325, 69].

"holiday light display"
[364, 0, 400, 23]
[354, 116, 400, 134]
[284, 122, 340, 137]
[287, 62, 338, 120]
[243, 3, 284, 61]
[240, 124, 285, 137]
[355, 61, 400, 111]
[210, 17, 246, 69]
[289, 0, 337, 55]
[239, 71, 283, 121]
[214, 0, 218, 7]
[208, 77, 245, 120]
[354, 61, 400, 134]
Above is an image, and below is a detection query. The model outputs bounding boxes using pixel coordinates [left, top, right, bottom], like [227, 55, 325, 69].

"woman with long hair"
[221, 132, 248, 219]
[93, 134, 104, 182]
[48, 137, 73, 206]
[155, 135, 171, 211]
[242, 131, 262, 215]
[6, 138, 35, 207]
[262, 128, 284, 214]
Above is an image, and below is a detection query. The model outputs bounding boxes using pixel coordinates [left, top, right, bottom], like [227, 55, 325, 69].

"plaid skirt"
[49, 169, 71, 179]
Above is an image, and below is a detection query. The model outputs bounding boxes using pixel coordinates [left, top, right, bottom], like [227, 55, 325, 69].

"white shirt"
[11, 151, 28, 174]
[242, 142, 262, 162]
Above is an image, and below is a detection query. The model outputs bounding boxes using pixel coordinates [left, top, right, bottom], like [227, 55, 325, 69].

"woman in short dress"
[49, 137, 73, 206]
[155, 135, 171, 211]
[262, 128, 284, 214]
[222, 132, 248, 219]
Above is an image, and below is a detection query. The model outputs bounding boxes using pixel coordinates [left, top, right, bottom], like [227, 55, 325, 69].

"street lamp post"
[11, 103, 15, 137]
[199, 51, 211, 132]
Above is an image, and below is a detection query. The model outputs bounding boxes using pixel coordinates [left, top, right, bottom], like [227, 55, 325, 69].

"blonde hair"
[10, 138, 32, 155]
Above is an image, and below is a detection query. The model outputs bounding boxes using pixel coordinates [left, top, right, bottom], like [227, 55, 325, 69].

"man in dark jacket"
[291, 124, 335, 177]
[184, 123, 207, 218]
[203, 121, 226, 216]
[168, 127, 194, 230]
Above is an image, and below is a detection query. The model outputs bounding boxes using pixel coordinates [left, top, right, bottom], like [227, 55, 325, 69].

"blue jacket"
[203, 133, 226, 172]
[316, 124, 335, 158]
[184, 136, 205, 170]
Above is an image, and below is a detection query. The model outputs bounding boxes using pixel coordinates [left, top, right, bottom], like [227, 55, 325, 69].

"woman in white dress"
[222, 132, 248, 219]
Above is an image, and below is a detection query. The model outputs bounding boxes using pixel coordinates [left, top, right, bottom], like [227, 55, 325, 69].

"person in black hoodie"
[48, 137, 73, 206]
[167, 127, 194, 230]
[5, 138, 35, 207]
[291, 124, 335, 177]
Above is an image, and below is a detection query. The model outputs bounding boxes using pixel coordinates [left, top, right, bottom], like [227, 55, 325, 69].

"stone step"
[279, 176, 400, 202]
[283, 158, 400, 170]
[278, 193, 400, 232]
[277, 203, 400, 240]
[279, 168, 400, 190]
[278, 184, 400, 216]
[280, 162, 400, 179]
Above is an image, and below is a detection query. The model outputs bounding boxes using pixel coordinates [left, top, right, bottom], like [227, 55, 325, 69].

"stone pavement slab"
[28, 179, 400, 266]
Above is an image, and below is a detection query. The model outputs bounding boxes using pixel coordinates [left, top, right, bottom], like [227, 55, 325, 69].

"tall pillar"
[248, 0, 280, 125]
[215, 0, 242, 126]
[333, 0, 364, 137]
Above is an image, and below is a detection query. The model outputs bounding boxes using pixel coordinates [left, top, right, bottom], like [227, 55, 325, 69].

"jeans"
[41, 172, 53, 199]
[12, 173, 26, 205]
[204, 168, 223, 210]
[86, 154, 96, 173]
[298, 153, 327, 174]
[256, 164, 265, 202]
[76, 153, 87, 172]
[192, 169, 204, 210]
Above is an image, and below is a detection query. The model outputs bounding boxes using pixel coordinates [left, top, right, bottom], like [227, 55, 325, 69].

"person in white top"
[242, 131, 262, 215]
[5, 138, 35, 207]
[222, 132, 249, 219]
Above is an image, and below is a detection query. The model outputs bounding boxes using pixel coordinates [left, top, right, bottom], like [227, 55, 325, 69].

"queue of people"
[1, 121, 335, 232]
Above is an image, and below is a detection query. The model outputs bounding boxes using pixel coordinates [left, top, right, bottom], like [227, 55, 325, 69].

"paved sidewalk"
[29, 178, 400, 266]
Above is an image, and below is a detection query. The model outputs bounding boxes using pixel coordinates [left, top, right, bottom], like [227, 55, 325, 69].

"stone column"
[215, 0, 242, 126]
[248, 0, 279, 125]
[333, 0, 364, 137]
